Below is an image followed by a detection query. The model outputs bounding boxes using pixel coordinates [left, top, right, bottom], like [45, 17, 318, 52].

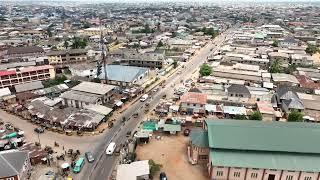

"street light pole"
[37, 133, 41, 145]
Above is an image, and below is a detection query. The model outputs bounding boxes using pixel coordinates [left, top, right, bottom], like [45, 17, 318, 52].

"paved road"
[79, 29, 234, 180]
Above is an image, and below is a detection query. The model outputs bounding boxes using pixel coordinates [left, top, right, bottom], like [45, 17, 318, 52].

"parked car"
[34, 127, 44, 133]
[85, 152, 95, 163]
[160, 172, 167, 180]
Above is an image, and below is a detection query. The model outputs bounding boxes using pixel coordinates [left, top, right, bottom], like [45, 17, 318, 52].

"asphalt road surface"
[79, 29, 234, 180]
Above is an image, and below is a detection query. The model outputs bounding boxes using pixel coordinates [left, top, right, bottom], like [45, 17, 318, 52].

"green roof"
[210, 149, 320, 172]
[205, 119, 320, 154]
[143, 121, 158, 131]
[163, 124, 181, 132]
[190, 129, 209, 148]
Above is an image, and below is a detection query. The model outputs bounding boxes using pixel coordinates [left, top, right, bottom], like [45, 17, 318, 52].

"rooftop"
[205, 119, 320, 154]
[0, 150, 29, 178]
[116, 160, 150, 180]
[71, 81, 116, 95]
[180, 92, 207, 105]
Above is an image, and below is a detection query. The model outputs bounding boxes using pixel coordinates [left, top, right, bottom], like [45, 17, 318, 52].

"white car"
[106, 142, 116, 155]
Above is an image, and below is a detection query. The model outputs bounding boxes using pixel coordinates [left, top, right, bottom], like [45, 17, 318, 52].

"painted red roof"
[0, 70, 16, 76]
[180, 92, 207, 105]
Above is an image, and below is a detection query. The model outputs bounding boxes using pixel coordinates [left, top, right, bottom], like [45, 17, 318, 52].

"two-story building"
[0, 65, 55, 89]
[180, 92, 207, 114]
[46, 49, 88, 66]
[3, 46, 44, 63]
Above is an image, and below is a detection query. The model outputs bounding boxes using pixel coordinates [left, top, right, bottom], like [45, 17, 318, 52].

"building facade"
[203, 120, 320, 180]
[0, 65, 55, 89]
[46, 49, 88, 66]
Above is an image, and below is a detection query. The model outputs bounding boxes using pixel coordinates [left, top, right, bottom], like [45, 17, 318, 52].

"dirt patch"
[136, 134, 209, 180]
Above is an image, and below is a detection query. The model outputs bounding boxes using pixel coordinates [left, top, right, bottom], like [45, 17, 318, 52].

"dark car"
[85, 151, 95, 163]
[160, 172, 167, 180]
[126, 131, 131, 137]
[34, 127, 44, 133]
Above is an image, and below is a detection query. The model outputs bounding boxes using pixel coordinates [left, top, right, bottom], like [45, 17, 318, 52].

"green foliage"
[63, 69, 71, 75]
[197, 27, 219, 38]
[46, 29, 53, 37]
[199, 63, 212, 76]
[305, 44, 319, 55]
[234, 114, 247, 120]
[71, 37, 87, 49]
[42, 75, 68, 88]
[287, 110, 304, 122]
[249, 111, 262, 120]
[173, 60, 178, 69]
[132, 43, 140, 49]
[272, 40, 279, 47]
[83, 22, 91, 28]
[91, 78, 101, 83]
[285, 64, 297, 75]
[269, 59, 283, 73]
[63, 40, 69, 49]
[157, 40, 164, 47]
[149, 159, 162, 178]
[132, 24, 155, 34]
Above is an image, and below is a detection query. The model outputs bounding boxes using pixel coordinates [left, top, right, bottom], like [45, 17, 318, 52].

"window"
[234, 172, 240, 177]
[304, 177, 312, 180]
[251, 173, 258, 178]
[199, 155, 207, 160]
[216, 171, 223, 176]
[193, 104, 196, 107]
[286, 175, 293, 180]
[6, 178, 15, 180]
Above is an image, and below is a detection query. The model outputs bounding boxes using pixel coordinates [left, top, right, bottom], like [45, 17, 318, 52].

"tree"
[285, 64, 297, 74]
[234, 114, 247, 120]
[305, 44, 318, 55]
[272, 40, 279, 47]
[157, 40, 164, 47]
[269, 59, 283, 73]
[199, 63, 212, 76]
[173, 60, 178, 69]
[149, 159, 162, 178]
[91, 78, 101, 83]
[71, 37, 87, 49]
[287, 110, 304, 122]
[83, 22, 90, 28]
[63, 40, 69, 49]
[249, 111, 262, 120]
[46, 28, 53, 37]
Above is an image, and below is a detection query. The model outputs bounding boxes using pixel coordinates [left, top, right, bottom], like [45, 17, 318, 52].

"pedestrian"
[63, 146, 64, 150]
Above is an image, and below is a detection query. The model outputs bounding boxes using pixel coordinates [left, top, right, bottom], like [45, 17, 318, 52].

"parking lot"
[136, 133, 208, 180]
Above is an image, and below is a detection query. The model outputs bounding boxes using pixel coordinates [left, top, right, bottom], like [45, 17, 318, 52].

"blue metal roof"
[99, 65, 149, 83]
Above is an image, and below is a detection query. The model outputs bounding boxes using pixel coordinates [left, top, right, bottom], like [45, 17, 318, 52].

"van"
[73, 157, 85, 173]
[106, 142, 116, 155]
[140, 94, 149, 102]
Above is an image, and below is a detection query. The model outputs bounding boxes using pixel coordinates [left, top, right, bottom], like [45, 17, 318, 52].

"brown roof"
[7, 46, 44, 55]
[180, 92, 207, 105]
[296, 75, 320, 90]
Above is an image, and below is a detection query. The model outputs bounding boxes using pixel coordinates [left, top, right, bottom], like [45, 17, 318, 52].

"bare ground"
[136, 134, 209, 180]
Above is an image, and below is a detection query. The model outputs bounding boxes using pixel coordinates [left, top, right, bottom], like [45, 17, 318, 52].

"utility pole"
[98, 17, 108, 82]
